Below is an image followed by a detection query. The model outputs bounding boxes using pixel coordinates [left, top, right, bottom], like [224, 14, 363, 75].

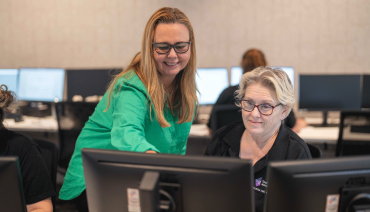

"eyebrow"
[243, 97, 275, 105]
[153, 41, 190, 45]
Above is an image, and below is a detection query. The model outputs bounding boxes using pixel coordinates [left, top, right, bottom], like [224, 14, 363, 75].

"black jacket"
[0, 128, 56, 204]
[204, 121, 311, 212]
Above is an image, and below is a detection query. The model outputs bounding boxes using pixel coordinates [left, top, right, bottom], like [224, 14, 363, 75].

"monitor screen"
[0, 157, 27, 212]
[66, 69, 119, 101]
[270, 66, 295, 88]
[362, 75, 370, 109]
[0, 69, 19, 95]
[196, 68, 229, 105]
[18, 68, 65, 102]
[230, 66, 243, 86]
[82, 148, 254, 212]
[299, 75, 361, 111]
[265, 156, 370, 212]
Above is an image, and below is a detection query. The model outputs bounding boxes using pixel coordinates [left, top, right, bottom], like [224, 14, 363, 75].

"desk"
[4, 116, 58, 133]
[190, 124, 339, 144]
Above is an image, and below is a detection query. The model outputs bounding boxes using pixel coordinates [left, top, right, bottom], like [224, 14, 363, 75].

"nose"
[250, 106, 261, 117]
[167, 47, 177, 58]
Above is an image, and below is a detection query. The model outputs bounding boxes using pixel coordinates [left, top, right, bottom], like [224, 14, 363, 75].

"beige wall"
[1, 0, 369, 76]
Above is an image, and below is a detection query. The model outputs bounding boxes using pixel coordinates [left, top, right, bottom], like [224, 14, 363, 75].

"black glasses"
[240, 99, 282, 116]
[152, 42, 191, 54]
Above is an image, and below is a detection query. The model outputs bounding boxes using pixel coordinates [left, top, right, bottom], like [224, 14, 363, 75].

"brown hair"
[0, 85, 17, 129]
[106, 7, 198, 128]
[241, 49, 267, 74]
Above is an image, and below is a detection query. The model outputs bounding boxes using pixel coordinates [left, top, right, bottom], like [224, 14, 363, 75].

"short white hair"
[235, 67, 295, 116]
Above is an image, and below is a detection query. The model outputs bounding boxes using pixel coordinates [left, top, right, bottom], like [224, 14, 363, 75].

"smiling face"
[153, 23, 191, 86]
[242, 83, 287, 139]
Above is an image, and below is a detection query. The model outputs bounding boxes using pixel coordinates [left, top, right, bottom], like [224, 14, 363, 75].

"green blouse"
[59, 71, 193, 200]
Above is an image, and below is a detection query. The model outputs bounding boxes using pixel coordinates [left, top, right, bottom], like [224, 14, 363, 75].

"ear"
[280, 105, 289, 120]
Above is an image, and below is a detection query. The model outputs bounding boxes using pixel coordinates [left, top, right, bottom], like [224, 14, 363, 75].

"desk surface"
[190, 124, 339, 144]
[4, 116, 58, 132]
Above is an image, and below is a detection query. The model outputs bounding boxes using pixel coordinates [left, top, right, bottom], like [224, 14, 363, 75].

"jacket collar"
[222, 122, 291, 171]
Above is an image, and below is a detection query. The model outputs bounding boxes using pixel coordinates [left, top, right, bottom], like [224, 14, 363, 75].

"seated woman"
[207, 49, 306, 134]
[204, 67, 312, 212]
[0, 85, 55, 212]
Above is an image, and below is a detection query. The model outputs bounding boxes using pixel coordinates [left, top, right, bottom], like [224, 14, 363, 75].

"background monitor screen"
[82, 148, 254, 212]
[299, 75, 361, 111]
[230, 66, 243, 86]
[196, 68, 229, 105]
[230, 66, 295, 87]
[18, 68, 65, 102]
[0, 157, 27, 212]
[265, 156, 370, 212]
[0, 69, 19, 95]
[66, 69, 120, 101]
[270, 66, 295, 88]
[362, 75, 370, 109]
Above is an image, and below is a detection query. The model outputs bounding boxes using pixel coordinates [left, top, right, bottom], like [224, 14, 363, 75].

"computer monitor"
[265, 156, 370, 212]
[82, 148, 254, 212]
[299, 75, 361, 111]
[362, 75, 370, 109]
[66, 68, 119, 101]
[230, 66, 243, 86]
[196, 68, 229, 105]
[230, 66, 295, 87]
[0, 69, 19, 95]
[270, 66, 295, 88]
[0, 157, 27, 212]
[18, 68, 65, 102]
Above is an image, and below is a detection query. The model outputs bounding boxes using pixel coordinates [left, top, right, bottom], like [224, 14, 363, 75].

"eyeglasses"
[240, 99, 282, 116]
[152, 42, 191, 54]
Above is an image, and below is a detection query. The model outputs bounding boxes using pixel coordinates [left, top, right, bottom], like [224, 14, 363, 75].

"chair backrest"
[33, 138, 58, 211]
[55, 102, 98, 170]
[336, 111, 370, 157]
[210, 105, 242, 135]
[306, 143, 323, 158]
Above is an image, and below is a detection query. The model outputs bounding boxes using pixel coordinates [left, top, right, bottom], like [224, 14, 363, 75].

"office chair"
[33, 138, 58, 211]
[55, 102, 98, 173]
[335, 111, 370, 157]
[306, 143, 323, 158]
[210, 104, 242, 135]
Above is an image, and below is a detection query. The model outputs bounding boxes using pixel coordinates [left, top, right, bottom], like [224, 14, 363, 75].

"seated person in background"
[207, 48, 306, 134]
[0, 85, 55, 212]
[204, 67, 312, 212]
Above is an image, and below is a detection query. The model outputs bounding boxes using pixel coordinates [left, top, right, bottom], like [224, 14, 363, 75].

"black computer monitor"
[82, 148, 254, 212]
[0, 69, 19, 95]
[18, 68, 65, 102]
[362, 75, 370, 109]
[66, 68, 120, 101]
[196, 68, 229, 105]
[265, 156, 370, 212]
[0, 157, 27, 212]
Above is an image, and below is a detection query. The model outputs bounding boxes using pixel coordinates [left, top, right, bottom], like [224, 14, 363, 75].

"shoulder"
[283, 126, 312, 159]
[113, 70, 148, 95]
[205, 121, 244, 156]
[2, 129, 36, 155]
[215, 85, 239, 105]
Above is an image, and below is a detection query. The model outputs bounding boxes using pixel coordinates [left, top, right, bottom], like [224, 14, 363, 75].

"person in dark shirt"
[0, 84, 55, 212]
[204, 67, 312, 212]
[207, 49, 306, 134]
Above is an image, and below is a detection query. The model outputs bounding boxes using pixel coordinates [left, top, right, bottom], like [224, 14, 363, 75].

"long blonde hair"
[106, 7, 198, 128]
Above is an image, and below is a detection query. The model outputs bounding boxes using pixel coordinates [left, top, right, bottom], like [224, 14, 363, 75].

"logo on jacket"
[255, 177, 262, 187]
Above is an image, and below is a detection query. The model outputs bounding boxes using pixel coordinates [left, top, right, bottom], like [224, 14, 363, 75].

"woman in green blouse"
[59, 7, 198, 211]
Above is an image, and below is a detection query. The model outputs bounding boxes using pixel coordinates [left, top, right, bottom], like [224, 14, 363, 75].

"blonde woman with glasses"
[59, 7, 198, 211]
[205, 67, 311, 212]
